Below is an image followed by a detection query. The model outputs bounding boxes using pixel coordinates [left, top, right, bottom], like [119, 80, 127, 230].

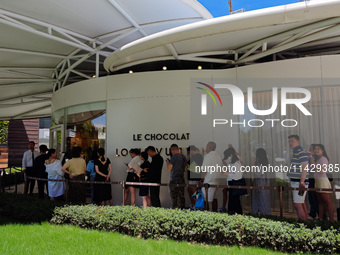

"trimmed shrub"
[51, 205, 340, 254]
[247, 213, 340, 233]
[0, 193, 65, 223]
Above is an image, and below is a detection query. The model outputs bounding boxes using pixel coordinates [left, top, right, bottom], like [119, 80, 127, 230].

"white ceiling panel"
[0, 0, 211, 119]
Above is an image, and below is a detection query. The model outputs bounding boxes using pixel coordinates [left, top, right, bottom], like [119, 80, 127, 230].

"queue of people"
[21, 136, 337, 222]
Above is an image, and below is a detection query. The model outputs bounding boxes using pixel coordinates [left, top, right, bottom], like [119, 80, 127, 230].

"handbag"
[230, 178, 248, 196]
[195, 188, 205, 209]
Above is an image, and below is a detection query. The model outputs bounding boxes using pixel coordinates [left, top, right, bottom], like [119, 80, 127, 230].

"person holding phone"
[137, 151, 151, 208]
[124, 148, 141, 205]
[166, 144, 186, 209]
[287, 135, 309, 221]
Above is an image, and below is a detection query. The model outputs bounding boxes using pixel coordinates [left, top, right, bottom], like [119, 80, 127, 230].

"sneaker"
[218, 207, 227, 213]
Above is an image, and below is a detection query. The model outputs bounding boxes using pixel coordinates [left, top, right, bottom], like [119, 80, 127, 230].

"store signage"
[133, 133, 190, 141]
[115, 132, 190, 157]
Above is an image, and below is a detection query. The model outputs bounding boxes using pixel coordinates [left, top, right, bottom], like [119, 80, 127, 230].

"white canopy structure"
[0, 0, 211, 120]
[3, 0, 340, 120]
[104, 0, 340, 74]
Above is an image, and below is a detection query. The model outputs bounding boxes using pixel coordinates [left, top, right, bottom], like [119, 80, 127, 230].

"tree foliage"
[0, 120, 9, 145]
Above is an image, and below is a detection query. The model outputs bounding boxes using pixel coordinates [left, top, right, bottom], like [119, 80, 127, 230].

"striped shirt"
[288, 145, 309, 182]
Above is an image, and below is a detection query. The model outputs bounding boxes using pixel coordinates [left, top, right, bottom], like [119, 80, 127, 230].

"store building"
[2, 0, 340, 209]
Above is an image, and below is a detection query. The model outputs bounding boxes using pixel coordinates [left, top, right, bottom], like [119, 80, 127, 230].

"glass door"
[49, 124, 64, 159]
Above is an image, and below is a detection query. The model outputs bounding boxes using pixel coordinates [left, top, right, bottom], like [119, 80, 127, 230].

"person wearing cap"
[34, 144, 49, 199]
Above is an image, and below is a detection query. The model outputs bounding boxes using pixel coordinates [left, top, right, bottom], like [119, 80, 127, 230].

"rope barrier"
[1, 175, 339, 219]
[23, 176, 340, 192]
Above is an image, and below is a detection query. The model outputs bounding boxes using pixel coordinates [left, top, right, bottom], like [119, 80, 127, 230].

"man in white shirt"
[22, 141, 39, 195]
[201, 141, 225, 211]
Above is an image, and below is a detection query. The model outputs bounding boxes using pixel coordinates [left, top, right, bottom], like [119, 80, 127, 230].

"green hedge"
[247, 213, 340, 233]
[0, 193, 65, 223]
[51, 205, 340, 254]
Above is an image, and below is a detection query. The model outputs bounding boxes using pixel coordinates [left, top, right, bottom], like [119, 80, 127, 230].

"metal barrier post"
[279, 186, 283, 219]
[24, 173, 28, 195]
[122, 181, 125, 206]
[0, 169, 3, 192]
[7, 167, 11, 190]
[65, 179, 69, 202]
[14, 171, 17, 194]
[204, 183, 209, 211]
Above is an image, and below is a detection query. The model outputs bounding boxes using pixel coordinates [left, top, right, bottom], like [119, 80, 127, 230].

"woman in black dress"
[94, 148, 113, 206]
[137, 151, 151, 208]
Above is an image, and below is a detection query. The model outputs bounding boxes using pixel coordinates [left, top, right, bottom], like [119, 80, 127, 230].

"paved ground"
[1, 181, 303, 219]
[3, 181, 93, 204]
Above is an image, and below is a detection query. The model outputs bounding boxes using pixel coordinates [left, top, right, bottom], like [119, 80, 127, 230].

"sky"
[198, 0, 298, 17]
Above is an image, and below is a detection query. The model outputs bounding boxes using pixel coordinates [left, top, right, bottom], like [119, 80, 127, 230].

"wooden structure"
[8, 119, 39, 167]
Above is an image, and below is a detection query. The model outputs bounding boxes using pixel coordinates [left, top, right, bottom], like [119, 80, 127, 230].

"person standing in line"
[307, 144, 319, 219]
[287, 135, 309, 221]
[86, 149, 98, 204]
[34, 144, 49, 199]
[45, 148, 65, 200]
[146, 146, 163, 207]
[22, 141, 40, 195]
[94, 148, 113, 206]
[61, 147, 86, 203]
[201, 141, 225, 212]
[219, 144, 237, 213]
[137, 151, 151, 208]
[310, 144, 334, 221]
[167, 144, 186, 209]
[124, 149, 141, 206]
[252, 148, 271, 215]
[224, 147, 244, 214]
[186, 145, 203, 210]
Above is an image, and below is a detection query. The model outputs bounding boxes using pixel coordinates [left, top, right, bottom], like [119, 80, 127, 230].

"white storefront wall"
[52, 55, 340, 207]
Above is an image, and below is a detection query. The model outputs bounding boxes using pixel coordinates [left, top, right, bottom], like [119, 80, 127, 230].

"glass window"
[66, 113, 106, 161]
[52, 101, 106, 161]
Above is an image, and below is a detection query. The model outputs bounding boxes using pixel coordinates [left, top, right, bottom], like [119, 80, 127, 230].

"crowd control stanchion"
[14, 172, 17, 194]
[65, 179, 69, 202]
[204, 183, 209, 211]
[0, 168, 3, 193]
[7, 167, 11, 190]
[122, 181, 125, 206]
[279, 186, 283, 219]
[24, 174, 28, 195]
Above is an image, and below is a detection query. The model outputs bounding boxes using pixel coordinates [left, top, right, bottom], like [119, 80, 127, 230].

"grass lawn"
[0, 221, 286, 255]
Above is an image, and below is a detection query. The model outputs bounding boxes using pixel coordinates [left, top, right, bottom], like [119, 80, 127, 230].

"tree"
[0, 120, 9, 145]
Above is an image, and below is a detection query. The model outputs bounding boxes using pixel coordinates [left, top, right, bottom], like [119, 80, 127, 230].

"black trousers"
[228, 192, 242, 215]
[37, 177, 48, 199]
[170, 178, 185, 209]
[308, 178, 319, 218]
[25, 167, 36, 194]
[150, 186, 161, 207]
